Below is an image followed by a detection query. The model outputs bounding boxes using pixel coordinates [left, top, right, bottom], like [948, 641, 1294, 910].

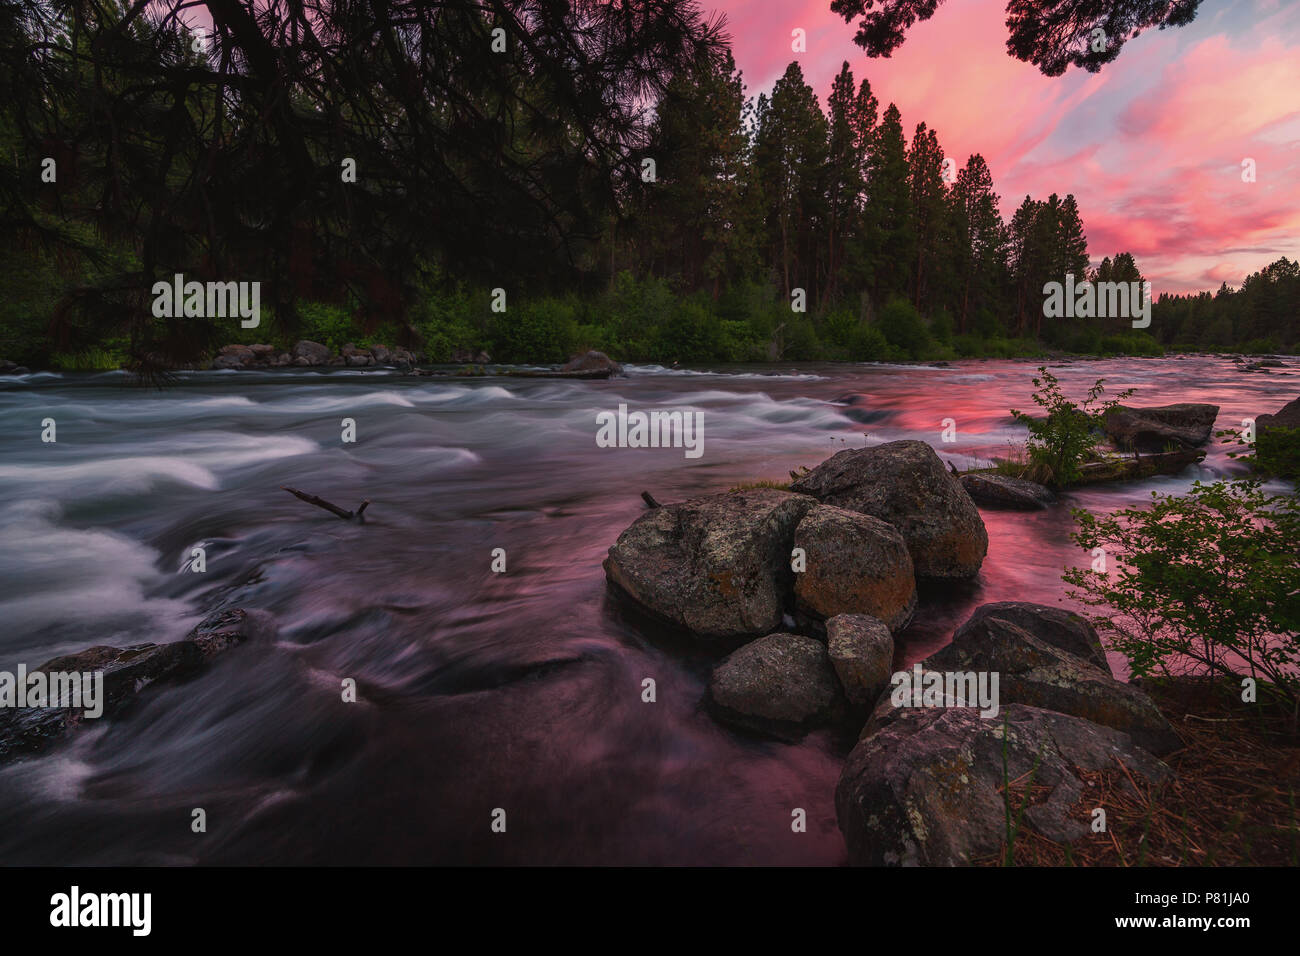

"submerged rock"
[790, 440, 988, 580]
[0, 608, 272, 766]
[958, 473, 1055, 510]
[1074, 448, 1205, 484]
[836, 704, 1172, 865]
[708, 633, 841, 741]
[1103, 403, 1219, 451]
[603, 488, 816, 639]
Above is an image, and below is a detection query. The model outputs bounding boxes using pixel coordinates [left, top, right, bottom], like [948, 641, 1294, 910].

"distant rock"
[1103, 403, 1219, 451]
[292, 340, 332, 366]
[562, 350, 622, 376]
[451, 348, 492, 364]
[792, 505, 916, 632]
[603, 488, 816, 639]
[836, 704, 1172, 865]
[790, 440, 988, 580]
[959, 473, 1056, 510]
[708, 633, 841, 741]
[212, 344, 255, 369]
[825, 615, 894, 711]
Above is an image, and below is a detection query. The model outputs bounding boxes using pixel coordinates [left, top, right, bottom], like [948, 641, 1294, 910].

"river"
[0, 355, 1292, 864]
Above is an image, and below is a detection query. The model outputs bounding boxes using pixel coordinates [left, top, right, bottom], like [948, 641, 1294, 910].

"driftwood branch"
[281, 486, 369, 521]
[640, 490, 661, 509]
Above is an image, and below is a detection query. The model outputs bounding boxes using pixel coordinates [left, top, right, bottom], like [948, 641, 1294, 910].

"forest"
[3, 0, 1291, 371]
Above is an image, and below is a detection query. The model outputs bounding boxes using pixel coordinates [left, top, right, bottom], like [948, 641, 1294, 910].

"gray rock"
[836, 704, 1172, 865]
[959, 473, 1055, 510]
[790, 440, 988, 580]
[826, 615, 894, 711]
[708, 633, 841, 741]
[212, 354, 245, 369]
[958, 602, 1110, 674]
[793, 505, 916, 632]
[1103, 403, 1219, 451]
[291, 339, 332, 365]
[562, 350, 621, 375]
[893, 606, 1181, 756]
[603, 489, 817, 639]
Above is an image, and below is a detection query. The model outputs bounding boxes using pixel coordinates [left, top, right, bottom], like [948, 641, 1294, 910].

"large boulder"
[958, 473, 1055, 511]
[889, 604, 1181, 756]
[562, 350, 622, 375]
[291, 339, 332, 366]
[826, 615, 894, 711]
[790, 440, 988, 580]
[603, 489, 816, 639]
[708, 633, 841, 741]
[1103, 403, 1219, 451]
[836, 704, 1172, 865]
[793, 505, 916, 631]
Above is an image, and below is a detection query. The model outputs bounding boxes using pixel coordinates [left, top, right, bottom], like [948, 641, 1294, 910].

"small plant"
[1010, 367, 1133, 487]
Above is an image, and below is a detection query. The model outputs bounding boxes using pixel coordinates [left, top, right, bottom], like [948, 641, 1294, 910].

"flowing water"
[0, 355, 1293, 864]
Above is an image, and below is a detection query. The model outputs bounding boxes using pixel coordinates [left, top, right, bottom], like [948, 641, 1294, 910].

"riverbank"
[985, 677, 1300, 867]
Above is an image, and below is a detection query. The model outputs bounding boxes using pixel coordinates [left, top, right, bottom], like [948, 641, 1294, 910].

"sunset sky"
[713, 0, 1300, 296]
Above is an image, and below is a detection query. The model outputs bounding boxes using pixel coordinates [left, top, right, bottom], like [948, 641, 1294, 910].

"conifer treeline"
[0, 2, 1294, 367]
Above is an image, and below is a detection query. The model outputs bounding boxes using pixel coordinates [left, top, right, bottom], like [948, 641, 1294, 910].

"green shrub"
[1010, 367, 1133, 487]
[491, 296, 579, 363]
[875, 296, 931, 359]
[1065, 478, 1300, 709]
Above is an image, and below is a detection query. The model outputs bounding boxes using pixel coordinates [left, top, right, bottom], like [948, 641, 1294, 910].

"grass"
[982, 677, 1300, 866]
[728, 479, 792, 492]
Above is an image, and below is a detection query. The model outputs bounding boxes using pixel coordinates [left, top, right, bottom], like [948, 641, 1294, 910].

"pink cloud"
[712, 0, 1300, 294]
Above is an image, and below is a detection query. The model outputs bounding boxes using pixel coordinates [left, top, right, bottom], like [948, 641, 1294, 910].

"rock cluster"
[211, 339, 419, 370]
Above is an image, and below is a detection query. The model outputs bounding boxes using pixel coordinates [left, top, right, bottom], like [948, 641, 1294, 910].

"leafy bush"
[1100, 332, 1163, 356]
[847, 323, 889, 361]
[297, 301, 356, 352]
[490, 296, 579, 363]
[875, 296, 931, 358]
[1064, 479, 1300, 710]
[1010, 367, 1133, 487]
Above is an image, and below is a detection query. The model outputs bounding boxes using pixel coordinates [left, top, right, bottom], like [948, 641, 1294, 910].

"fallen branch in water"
[281, 486, 370, 520]
[640, 491, 662, 509]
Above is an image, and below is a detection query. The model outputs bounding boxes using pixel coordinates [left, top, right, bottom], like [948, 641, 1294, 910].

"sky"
[710, 0, 1300, 296]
